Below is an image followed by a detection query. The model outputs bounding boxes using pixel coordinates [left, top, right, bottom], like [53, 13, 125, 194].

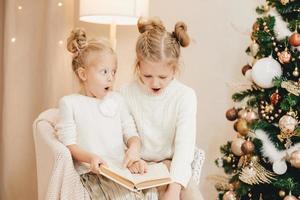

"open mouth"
[152, 88, 161, 93]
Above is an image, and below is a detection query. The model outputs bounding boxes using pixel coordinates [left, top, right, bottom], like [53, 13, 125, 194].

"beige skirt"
[80, 172, 158, 200]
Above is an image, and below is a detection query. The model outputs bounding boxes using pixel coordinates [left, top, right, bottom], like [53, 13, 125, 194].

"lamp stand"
[110, 23, 117, 50]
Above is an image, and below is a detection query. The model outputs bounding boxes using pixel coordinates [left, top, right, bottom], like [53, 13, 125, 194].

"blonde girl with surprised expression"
[56, 28, 156, 200]
[120, 18, 203, 200]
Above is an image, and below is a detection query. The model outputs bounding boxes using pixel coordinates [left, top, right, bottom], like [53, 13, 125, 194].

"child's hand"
[90, 155, 107, 174]
[123, 147, 140, 168]
[128, 159, 148, 174]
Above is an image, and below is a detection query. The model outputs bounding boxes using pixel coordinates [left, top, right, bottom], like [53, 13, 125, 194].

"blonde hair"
[135, 17, 190, 72]
[67, 28, 116, 78]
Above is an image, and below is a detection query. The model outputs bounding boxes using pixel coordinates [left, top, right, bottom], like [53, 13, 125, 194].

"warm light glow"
[11, 38, 16, 43]
[17, 6, 23, 10]
[58, 2, 63, 7]
[79, 0, 149, 25]
[58, 40, 63, 45]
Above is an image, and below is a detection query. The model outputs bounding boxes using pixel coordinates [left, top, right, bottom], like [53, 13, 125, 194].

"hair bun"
[137, 17, 166, 34]
[67, 28, 87, 54]
[174, 22, 190, 47]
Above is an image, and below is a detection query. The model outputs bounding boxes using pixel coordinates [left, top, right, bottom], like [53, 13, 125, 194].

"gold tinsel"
[281, 81, 300, 96]
[207, 175, 232, 191]
[239, 160, 276, 185]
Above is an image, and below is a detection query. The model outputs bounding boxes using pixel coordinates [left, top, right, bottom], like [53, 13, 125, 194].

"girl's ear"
[77, 67, 87, 81]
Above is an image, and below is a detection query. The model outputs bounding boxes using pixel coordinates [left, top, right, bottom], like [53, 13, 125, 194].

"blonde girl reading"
[56, 28, 155, 200]
[120, 18, 203, 200]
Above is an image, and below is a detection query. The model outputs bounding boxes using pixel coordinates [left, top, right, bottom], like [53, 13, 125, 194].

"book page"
[99, 166, 136, 191]
[131, 163, 171, 185]
[101, 159, 171, 188]
[136, 178, 173, 190]
[102, 159, 134, 181]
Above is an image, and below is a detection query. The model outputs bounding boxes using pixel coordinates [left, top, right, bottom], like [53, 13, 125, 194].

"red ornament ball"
[241, 140, 255, 154]
[289, 33, 300, 47]
[242, 64, 252, 76]
[226, 108, 238, 121]
[270, 92, 281, 105]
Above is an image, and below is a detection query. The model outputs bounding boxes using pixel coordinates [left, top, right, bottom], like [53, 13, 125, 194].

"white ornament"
[252, 57, 282, 88]
[272, 160, 287, 175]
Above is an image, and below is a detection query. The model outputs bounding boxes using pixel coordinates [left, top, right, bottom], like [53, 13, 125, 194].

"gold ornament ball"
[225, 156, 232, 163]
[235, 119, 249, 136]
[280, 0, 289, 5]
[226, 108, 238, 121]
[251, 155, 259, 162]
[278, 50, 292, 64]
[233, 121, 238, 132]
[231, 138, 245, 156]
[252, 22, 259, 32]
[279, 115, 298, 134]
[279, 190, 286, 197]
[289, 32, 300, 47]
[263, 4, 270, 12]
[223, 191, 238, 200]
[241, 140, 255, 154]
[290, 150, 300, 168]
[293, 68, 299, 77]
[283, 195, 297, 200]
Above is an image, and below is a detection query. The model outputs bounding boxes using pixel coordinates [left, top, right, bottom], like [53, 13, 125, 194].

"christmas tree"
[215, 0, 300, 199]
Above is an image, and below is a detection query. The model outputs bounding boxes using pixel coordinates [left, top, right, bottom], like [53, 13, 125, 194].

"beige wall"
[0, 0, 4, 197]
[1, 0, 264, 199]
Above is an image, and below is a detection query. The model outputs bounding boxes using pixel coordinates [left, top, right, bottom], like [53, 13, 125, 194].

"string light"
[57, 2, 63, 7]
[58, 40, 63, 45]
[11, 38, 16, 43]
[17, 6, 22, 10]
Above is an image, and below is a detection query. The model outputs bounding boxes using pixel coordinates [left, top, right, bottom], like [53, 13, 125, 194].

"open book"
[99, 160, 173, 192]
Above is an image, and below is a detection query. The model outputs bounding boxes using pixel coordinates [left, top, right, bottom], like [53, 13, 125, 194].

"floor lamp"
[79, 0, 149, 50]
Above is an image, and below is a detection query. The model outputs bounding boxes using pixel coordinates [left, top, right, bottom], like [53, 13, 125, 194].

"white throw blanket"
[33, 109, 90, 200]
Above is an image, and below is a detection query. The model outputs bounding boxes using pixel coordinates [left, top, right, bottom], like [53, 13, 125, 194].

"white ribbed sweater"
[119, 79, 197, 187]
[55, 92, 138, 174]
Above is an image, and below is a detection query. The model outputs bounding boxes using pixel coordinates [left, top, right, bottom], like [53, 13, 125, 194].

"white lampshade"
[79, 0, 149, 25]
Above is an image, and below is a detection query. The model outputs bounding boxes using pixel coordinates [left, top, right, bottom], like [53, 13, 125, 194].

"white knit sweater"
[119, 79, 197, 187]
[55, 92, 138, 174]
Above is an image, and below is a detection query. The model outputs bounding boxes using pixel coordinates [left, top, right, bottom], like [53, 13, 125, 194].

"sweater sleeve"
[55, 97, 77, 146]
[118, 94, 139, 143]
[170, 89, 197, 188]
